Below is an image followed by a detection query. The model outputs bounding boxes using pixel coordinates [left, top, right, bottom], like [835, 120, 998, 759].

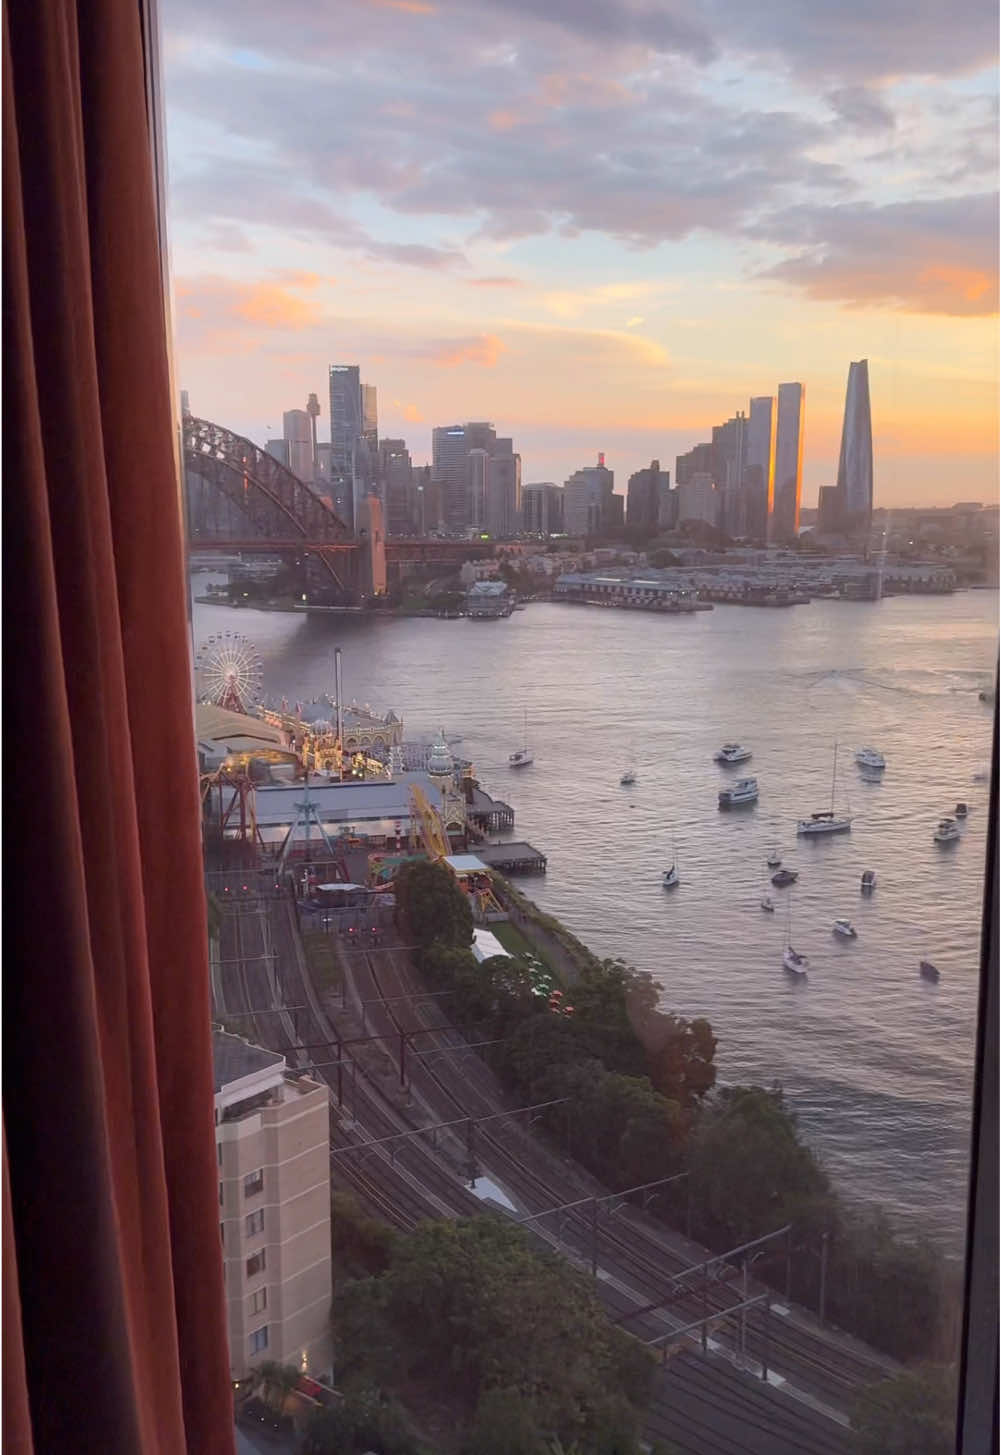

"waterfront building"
[626, 460, 672, 530]
[215, 1030, 332, 1382]
[283, 409, 313, 481]
[250, 772, 466, 850]
[818, 484, 842, 536]
[466, 578, 515, 617]
[675, 441, 713, 486]
[677, 473, 719, 527]
[773, 382, 805, 541]
[553, 571, 702, 611]
[522, 482, 564, 535]
[564, 454, 615, 536]
[836, 359, 874, 536]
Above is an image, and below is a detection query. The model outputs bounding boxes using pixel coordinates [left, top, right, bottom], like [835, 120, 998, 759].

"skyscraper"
[626, 460, 671, 530]
[522, 483, 564, 535]
[675, 441, 713, 486]
[283, 409, 313, 481]
[431, 422, 498, 531]
[329, 364, 362, 529]
[361, 384, 378, 451]
[378, 438, 414, 535]
[564, 455, 614, 537]
[486, 451, 522, 538]
[743, 396, 776, 541]
[468, 448, 489, 529]
[836, 359, 873, 535]
[773, 383, 805, 541]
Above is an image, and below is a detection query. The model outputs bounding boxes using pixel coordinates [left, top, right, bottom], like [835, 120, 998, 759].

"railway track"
[345, 934, 894, 1413]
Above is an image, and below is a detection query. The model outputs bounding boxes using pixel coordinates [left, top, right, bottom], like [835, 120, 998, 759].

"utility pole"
[818, 1230, 829, 1326]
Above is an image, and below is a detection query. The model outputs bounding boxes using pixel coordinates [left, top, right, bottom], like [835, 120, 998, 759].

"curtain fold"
[3, 1, 234, 1449]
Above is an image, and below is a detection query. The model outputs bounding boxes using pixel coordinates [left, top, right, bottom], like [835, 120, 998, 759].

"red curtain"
[3, 0, 234, 1449]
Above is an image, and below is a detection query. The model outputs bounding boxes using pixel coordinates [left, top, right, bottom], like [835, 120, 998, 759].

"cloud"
[757, 193, 1000, 315]
[422, 333, 506, 366]
[366, 0, 436, 12]
[827, 86, 896, 132]
[232, 283, 323, 328]
[467, 275, 525, 287]
[626, 315, 645, 327]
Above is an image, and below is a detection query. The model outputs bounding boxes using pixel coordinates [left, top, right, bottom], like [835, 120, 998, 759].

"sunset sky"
[162, 0, 999, 506]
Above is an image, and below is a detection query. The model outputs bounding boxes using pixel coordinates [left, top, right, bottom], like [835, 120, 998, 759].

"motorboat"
[833, 919, 857, 939]
[663, 864, 679, 889]
[860, 869, 876, 893]
[771, 868, 799, 887]
[933, 817, 961, 844]
[797, 743, 852, 835]
[761, 895, 776, 912]
[955, 802, 968, 818]
[719, 777, 758, 807]
[783, 946, 808, 976]
[715, 743, 752, 765]
[920, 960, 940, 983]
[855, 747, 886, 771]
[620, 770, 636, 786]
[766, 851, 782, 869]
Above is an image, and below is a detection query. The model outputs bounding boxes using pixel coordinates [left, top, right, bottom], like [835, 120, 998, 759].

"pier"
[475, 841, 548, 874]
[465, 782, 515, 833]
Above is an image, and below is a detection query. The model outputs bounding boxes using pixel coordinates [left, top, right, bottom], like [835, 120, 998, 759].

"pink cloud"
[425, 334, 506, 367]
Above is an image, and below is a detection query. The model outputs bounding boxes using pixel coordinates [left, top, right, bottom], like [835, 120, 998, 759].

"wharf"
[475, 841, 547, 875]
[466, 784, 515, 832]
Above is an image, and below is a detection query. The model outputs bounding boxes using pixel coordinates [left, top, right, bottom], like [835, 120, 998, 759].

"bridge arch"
[183, 416, 351, 542]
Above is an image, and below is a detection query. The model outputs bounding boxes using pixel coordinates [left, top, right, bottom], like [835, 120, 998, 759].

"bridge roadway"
[212, 872, 898, 1454]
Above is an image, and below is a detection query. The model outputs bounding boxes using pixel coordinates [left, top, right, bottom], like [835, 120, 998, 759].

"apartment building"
[214, 1031, 332, 1382]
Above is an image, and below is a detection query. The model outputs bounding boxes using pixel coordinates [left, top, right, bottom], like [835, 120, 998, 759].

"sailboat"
[797, 741, 853, 835]
[782, 895, 808, 976]
[509, 709, 533, 769]
[663, 835, 679, 889]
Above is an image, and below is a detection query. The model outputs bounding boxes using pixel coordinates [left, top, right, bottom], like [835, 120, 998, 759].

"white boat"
[855, 747, 886, 771]
[509, 709, 532, 769]
[933, 817, 961, 844]
[797, 743, 852, 835]
[620, 769, 636, 786]
[767, 851, 782, 869]
[782, 896, 808, 975]
[783, 946, 809, 975]
[920, 960, 941, 983]
[715, 743, 752, 765]
[833, 919, 857, 939]
[761, 895, 775, 912]
[719, 776, 759, 807]
[663, 864, 679, 889]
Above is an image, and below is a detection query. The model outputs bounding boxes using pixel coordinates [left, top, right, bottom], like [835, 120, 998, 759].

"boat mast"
[830, 741, 838, 814]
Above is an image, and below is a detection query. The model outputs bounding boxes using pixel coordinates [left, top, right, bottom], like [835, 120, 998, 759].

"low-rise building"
[215, 1031, 332, 1383]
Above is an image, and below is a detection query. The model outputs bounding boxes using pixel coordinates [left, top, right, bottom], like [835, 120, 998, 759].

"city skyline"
[163, 0, 997, 507]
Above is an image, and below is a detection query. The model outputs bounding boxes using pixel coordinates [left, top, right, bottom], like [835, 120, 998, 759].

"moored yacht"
[920, 960, 940, 983]
[766, 850, 782, 869]
[783, 946, 809, 975]
[933, 817, 961, 844]
[833, 919, 858, 939]
[798, 743, 852, 835]
[719, 776, 758, 807]
[761, 895, 776, 912]
[715, 743, 752, 764]
[663, 864, 679, 889]
[620, 769, 636, 786]
[509, 708, 533, 769]
[855, 747, 886, 771]
[771, 867, 799, 887]
[860, 869, 876, 893]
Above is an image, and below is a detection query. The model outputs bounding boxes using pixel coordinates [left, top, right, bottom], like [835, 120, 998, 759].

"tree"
[686, 1085, 832, 1246]
[334, 1216, 653, 1453]
[850, 1366, 956, 1455]
[642, 1012, 717, 1110]
[828, 1208, 949, 1360]
[394, 859, 473, 949]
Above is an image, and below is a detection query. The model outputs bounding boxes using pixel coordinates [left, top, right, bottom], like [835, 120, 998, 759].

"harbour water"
[194, 589, 996, 1252]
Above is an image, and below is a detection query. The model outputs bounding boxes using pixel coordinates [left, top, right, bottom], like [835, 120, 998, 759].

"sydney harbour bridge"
[184, 416, 491, 604]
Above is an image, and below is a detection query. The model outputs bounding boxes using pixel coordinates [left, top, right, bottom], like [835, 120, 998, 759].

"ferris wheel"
[194, 631, 264, 714]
